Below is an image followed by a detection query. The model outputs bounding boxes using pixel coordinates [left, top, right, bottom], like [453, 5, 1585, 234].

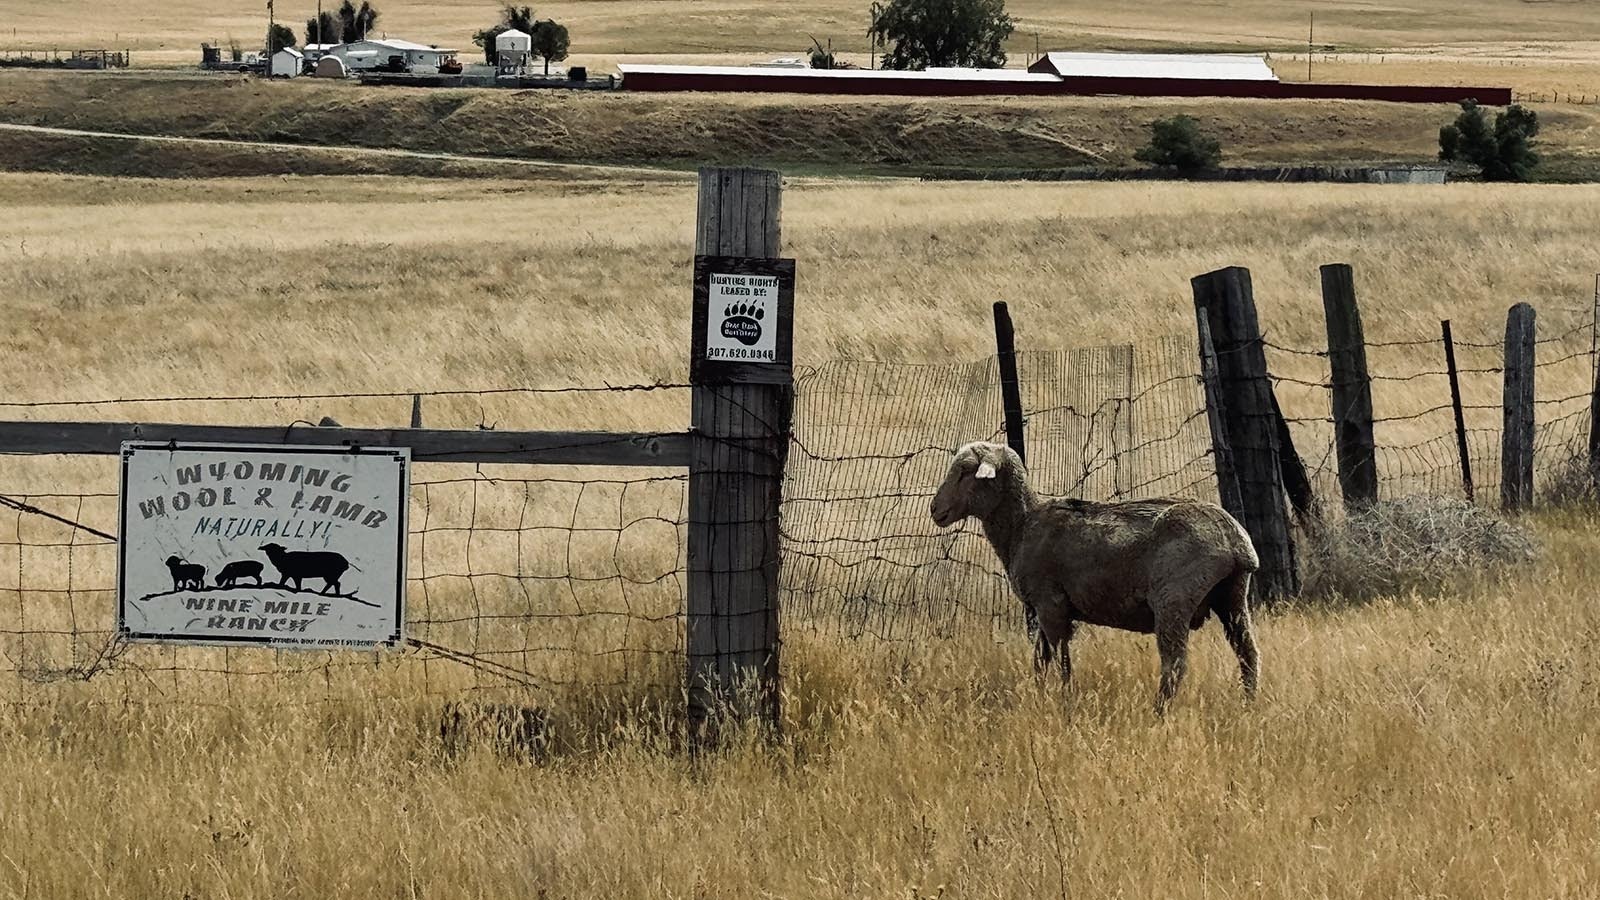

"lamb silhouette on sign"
[259, 543, 351, 595]
[164, 556, 206, 591]
[214, 560, 264, 588]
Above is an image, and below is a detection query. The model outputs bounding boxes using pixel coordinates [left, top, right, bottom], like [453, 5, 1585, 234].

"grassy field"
[2, 510, 1597, 897]
[7, 0, 1600, 58]
[5, 71, 1600, 180]
[5, 156, 1600, 894]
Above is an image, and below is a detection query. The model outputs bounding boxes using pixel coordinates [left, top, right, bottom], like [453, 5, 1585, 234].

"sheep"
[214, 560, 265, 589]
[929, 441, 1260, 711]
[259, 543, 350, 595]
[163, 555, 206, 592]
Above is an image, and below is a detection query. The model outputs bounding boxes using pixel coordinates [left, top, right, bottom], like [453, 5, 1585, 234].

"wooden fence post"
[1196, 316, 1244, 520]
[1320, 263, 1377, 508]
[991, 301, 1040, 645]
[992, 302, 1027, 466]
[687, 166, 792, 741]
[410, 394, 423, 429]
[1587, 276, 1600, 488]
[1502, 302, 1536, 511]
[1441, 319, 1474, 502]
[1192, 266, 1299, 601]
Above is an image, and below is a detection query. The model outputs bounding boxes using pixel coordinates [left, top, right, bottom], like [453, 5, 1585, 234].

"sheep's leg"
[1153, 608, 1191, 715]
[1057, 620, 1076, 685]
[1025, 603, 1047, 672]
[1214, 572, 1260, 697]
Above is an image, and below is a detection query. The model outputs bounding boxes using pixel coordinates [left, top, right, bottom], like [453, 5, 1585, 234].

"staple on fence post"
[1320, 263, 1377, 508]
[990, 301, 1039, 645]
[1192, 266, 1298, 602]
[687, 166, 791, 744]
[1441, 319, 1475, 502]
[1501, 302, 1536, 511]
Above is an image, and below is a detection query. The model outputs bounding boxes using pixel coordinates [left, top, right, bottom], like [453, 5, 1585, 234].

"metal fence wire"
[1, 313, 1596, 701]
[0, 387, 691, 707]
[780, 336, 1214, 642]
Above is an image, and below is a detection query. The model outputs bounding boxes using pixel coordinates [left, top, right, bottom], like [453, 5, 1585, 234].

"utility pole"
[267, 0, 275, 58]
[317, 0, 323, 46]
[1307, 12, 1314, 82]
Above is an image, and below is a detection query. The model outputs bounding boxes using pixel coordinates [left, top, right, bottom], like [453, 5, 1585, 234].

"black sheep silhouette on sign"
[260, 543, 350, 595]
[214, 560, 265, 588]
[164, 556, 206, 591]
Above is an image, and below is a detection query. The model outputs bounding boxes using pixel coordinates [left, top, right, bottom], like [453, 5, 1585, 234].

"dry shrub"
[1542, 453, 1599, 508]
[1301, 495, 1538, 602]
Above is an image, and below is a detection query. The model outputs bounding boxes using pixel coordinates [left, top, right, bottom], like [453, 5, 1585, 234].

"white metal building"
[330, 39, 459, 73]
[1028, 52, 1278, 82]
[269, 47, 303, 78]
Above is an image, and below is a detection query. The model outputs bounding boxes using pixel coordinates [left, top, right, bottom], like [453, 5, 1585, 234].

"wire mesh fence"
[780, 336, 1214, 642]
[1, 305, 1596, 703]
[0, 386, 692, 709]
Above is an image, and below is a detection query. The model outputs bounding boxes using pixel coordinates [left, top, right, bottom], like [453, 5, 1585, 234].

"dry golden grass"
[2, 511, 1598, 898]
[8, 0, 1600, 58]
[3, 171, 1600, 896]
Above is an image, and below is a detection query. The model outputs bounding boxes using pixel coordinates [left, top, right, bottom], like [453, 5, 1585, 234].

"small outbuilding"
[313, 55, 348, 78]
[269, 47, 304, 78]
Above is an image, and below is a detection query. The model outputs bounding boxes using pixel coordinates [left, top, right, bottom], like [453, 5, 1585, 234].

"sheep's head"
[931, 441, 1018, 527]
[164, 555, 183, 568]
[259, 543, 286, 555]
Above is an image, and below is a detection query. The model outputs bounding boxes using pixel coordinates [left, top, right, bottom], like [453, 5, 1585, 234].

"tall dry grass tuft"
[1299, 495, 1539, 602]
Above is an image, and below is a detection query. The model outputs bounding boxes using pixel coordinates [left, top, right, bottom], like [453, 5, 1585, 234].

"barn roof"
[616, 63, 1058, 83]
[1030, 52, 1278, 82]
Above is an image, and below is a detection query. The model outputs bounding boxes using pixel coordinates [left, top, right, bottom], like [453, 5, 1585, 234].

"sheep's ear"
[975, 461, 998, 480]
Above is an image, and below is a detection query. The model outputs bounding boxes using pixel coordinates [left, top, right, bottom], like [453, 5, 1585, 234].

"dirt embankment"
[1, 71, 1596, 179]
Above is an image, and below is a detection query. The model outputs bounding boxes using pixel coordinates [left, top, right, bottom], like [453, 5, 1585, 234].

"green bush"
[1133, 115, 1222, 174]
[1439, 100, 1540, 182]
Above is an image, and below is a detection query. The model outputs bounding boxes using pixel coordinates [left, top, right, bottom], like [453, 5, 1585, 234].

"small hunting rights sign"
[117, 442, 409, 650]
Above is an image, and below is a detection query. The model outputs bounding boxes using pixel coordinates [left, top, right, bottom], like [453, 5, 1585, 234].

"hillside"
[3, 71, 1600, 180]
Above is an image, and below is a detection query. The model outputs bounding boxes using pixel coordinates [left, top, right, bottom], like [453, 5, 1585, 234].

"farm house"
[329, 38, 459, 73]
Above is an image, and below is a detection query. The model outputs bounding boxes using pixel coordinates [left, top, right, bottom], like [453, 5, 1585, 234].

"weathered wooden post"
[1192, 266, 1298, 601]
[687, 166, 795, 740]
[992, 302, 1027, 466]
[410, 394, 423, 428]
[1196, 316, 1244, 520]
[1502, 302, 1536, 511]
[991, 301, 1039, 644]
[1320, 263, 1377, 508]
[1441, 319, 1474, 502]
[1587, 276, 1600, 489]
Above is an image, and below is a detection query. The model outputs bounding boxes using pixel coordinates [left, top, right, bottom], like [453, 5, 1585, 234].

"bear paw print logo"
[720, 302, 765, 346]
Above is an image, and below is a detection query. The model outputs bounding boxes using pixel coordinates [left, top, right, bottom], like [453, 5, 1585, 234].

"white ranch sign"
[117, 442, 409, 650]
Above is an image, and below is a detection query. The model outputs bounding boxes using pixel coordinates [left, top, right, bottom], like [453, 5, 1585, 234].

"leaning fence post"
[1192, 266, 1299, 602]
[991, 301, 1039, 644]
[1441, 319, 1474, 502]
[1502, 302, 1536, 511]
[687, 166, 792, 741]
[1320, 263, 1377, 508]
[993, 302, 1027, 466]
[1196, 316, 1244, 519]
